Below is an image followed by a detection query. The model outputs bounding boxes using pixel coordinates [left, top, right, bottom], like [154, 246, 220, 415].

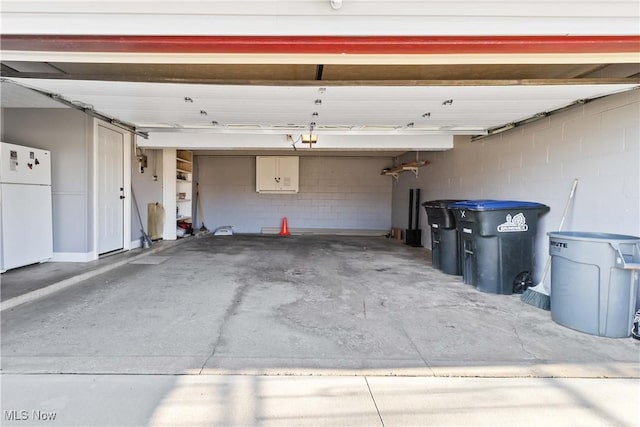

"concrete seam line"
[365, 377, 385, 427]
[0, 240, 185, 312]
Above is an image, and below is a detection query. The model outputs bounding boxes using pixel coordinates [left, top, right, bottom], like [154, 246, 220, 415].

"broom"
[521, 178, 578, 310]
[195, 182, 209, 233]
[131, 187, 153, 248]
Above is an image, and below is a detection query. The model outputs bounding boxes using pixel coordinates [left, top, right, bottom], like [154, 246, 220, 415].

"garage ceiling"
[1, 2, 639, 152]
[4, 78, 637, 138]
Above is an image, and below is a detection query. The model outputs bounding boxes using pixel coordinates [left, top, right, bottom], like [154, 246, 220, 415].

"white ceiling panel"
[3, 79, 637, 141]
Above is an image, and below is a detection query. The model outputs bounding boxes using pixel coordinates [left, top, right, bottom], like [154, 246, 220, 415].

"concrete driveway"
[2, 235, 639, 426]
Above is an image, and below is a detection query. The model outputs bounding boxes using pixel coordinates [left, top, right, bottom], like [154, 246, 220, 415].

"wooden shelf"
[177, 151, 193, 174]
[163, 148, 194, 240]
[176, 150, 193, 227]
[176, 149, 193, 163]
[382, 160, 431, 181]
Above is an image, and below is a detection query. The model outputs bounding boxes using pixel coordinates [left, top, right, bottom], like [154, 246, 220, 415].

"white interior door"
[97, 124, 124, 254]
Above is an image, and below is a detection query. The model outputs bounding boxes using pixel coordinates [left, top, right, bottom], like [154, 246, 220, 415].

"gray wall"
[2, 108, 163, 252]
[197, 156, 393, 233]
[1, 108, 94, 254]
[130, 146, 164, 243]
[392, 89, 640, 287]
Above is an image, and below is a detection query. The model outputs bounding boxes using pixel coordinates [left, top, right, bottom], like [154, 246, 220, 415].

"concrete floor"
[2, 234, 639, 425]
[1, 239, 181, 303]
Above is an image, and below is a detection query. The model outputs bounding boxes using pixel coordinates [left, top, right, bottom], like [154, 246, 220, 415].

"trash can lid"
[448, 199, 549, 211]
[548, 231, 640, 242]
[422, 199, 462, 209]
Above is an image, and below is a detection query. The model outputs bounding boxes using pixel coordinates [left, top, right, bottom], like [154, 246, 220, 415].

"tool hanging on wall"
[135, 145, 147, 174]
[152, 150, 158, 181]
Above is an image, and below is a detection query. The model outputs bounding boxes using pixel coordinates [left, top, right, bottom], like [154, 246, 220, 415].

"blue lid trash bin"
[422, 200, 463, 275]
[548, 232, 640, 338]
[448, 200, 549, 294]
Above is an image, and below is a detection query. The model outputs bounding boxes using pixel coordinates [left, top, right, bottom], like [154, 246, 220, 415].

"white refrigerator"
[0, 142, 53, 273]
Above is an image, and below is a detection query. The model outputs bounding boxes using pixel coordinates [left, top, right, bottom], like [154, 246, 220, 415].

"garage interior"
[1, 2, 640, 425]
[2, 64, 638, 251]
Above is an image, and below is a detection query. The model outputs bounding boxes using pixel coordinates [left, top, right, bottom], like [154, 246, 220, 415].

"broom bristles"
[521, 287, 551, 311]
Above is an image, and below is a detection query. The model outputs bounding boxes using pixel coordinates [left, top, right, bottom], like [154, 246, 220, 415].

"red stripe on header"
[2, 35, 639, 55]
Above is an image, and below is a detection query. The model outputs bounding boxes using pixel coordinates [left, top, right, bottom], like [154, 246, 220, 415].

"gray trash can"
[449, 200, 549, 294]
[422, 200, 462, 275]
[549, 231, 640, 338]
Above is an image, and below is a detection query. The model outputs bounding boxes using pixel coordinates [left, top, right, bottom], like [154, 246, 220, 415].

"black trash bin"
[422, 200, 462, 275]
[448, 200, 549, 294]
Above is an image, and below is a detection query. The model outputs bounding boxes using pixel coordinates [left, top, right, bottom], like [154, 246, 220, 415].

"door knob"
[120, 195, 126, 199]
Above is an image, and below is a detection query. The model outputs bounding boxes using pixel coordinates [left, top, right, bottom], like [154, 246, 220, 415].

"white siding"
[3, 1, 638, 35]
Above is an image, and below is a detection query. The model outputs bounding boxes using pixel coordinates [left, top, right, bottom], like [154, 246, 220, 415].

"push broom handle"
[557, 179, 579, 232]
[539, 178, 579, 284]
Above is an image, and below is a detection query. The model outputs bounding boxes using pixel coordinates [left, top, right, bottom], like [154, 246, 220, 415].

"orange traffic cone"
[279, 217, 290, 236]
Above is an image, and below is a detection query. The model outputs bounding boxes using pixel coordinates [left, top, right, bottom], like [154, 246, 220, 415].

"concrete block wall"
[197, 156, 392, 233]
[392, 89, 640, 287]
